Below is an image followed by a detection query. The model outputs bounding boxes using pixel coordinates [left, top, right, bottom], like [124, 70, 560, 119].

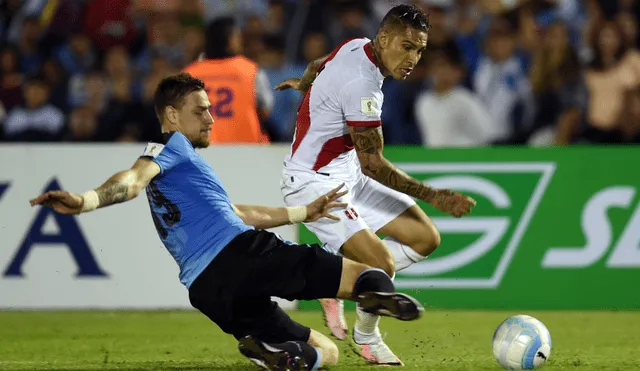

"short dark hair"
[263, 33, 286, 53]
[153, 72, 205, 120]
[25, 73, 49, 88]
[588, 21, 627, 71]
[437, 43, 465, 68]
[205, 16, 236, 59]
[380, 4, 430, 33]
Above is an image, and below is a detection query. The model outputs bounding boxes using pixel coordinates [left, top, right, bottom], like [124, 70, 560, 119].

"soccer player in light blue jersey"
[29, 72, 424, 371]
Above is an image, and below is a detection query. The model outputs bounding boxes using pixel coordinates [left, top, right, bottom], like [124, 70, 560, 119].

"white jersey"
[280, 38, 416, 254]
[284, 38, 385, 178]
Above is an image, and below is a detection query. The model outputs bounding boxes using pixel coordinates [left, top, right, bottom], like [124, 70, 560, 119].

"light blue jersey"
[141, 132, 253, 288]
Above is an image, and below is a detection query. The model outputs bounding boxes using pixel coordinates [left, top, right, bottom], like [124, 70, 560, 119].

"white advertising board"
[0, 144, 298, 309]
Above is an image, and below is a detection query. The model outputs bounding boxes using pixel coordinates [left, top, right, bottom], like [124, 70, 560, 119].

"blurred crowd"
[1, 0, 640, 146]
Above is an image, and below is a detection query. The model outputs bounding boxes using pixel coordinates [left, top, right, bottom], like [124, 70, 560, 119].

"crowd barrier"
[299, 146, 640, 310]
[0, 144, 296, 309]
[2, 145, 638, 310]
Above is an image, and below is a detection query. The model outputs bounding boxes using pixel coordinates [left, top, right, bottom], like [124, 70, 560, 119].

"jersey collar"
[364, 42, 385, 81]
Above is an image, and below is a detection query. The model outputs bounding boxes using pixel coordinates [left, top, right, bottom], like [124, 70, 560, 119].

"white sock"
[354, 305, 381, 344]
[383, 237, 426, 272]
[354, 273, 396, 344]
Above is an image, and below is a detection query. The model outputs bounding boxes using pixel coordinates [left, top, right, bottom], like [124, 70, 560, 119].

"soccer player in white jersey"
[276, 4, 476, 365]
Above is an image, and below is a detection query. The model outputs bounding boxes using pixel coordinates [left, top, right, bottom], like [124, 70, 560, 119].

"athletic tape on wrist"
[287, 206, 307, 224]
[81, 190, 99, 212]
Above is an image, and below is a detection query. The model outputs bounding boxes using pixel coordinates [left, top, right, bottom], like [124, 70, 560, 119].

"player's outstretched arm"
[232, 184, 348, 229]
[29, 158, 160, 215]
[349, 126, 476, 218]
[274, 54, 328, 94]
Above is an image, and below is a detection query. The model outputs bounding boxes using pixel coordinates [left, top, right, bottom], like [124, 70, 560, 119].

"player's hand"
[29, 190, 85, 215]
[275, 78, 302, 91]
[428, 189, 476, 218]
[305, 183, 349, 222]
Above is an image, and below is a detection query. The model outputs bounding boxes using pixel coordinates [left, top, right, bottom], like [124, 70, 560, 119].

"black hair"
[153, 72, 205, 120]
[380, 4, 430, 33]
[25, 73, 48, 87]
[263, 33, 286, 52]
[588, 20, 628, 71]
[204, 16, 237, 59]
[438, 43, 465, 68]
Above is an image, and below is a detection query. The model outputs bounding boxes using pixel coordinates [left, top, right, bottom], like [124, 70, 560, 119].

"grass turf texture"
[0, 310, 638, 370]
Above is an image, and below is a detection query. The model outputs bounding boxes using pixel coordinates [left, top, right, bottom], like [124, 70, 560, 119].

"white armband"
[286, 206, 307, 224]
[81, 190, 100, 212]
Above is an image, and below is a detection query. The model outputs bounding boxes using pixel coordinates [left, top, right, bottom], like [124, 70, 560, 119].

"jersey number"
[147, 182, 181, 239]
[207, 87, 234, 118]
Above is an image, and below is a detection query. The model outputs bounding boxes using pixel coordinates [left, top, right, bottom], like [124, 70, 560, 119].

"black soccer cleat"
[238, 335, 310, 371]
[356, 292, 424, 321]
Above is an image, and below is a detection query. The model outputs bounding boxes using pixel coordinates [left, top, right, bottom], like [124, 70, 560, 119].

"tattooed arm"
[93, 158, 160, 208]
[349, 126, 436, 202]
[274, 54, 328, 94]
[349, 126, 477, 217]
[29, 158, 160, 215]
[297, 55, 328, 93]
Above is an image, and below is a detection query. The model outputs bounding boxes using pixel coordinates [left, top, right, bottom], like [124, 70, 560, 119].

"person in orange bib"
[184, 17, 273, 144]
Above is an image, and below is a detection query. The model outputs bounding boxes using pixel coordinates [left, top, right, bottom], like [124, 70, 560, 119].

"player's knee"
[365, 241, 396, 277]
[321, 340, 339, 366]
[378, 253, 396, 277]
[346, 240, 396, 277]
[357, 250, 395, 277]
[309, 329, 339, 366]
[411, 222, 441, 257]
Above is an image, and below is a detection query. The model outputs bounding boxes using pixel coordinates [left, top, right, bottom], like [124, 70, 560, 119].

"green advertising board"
[297, 147, 640, 310]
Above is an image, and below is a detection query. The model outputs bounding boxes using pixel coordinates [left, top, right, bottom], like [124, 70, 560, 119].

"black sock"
[268, 341, 319, 369]
[352, 268, 395, 299]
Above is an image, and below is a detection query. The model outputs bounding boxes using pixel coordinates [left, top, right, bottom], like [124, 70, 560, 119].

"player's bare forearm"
[91, 158, 160, 209]
[232, 205, 293, 229]
[29, 158, 159, 215]
[299, 55, 328, 92]
[350, 126, 436, 202]
[361, 157, 436, 202]
[93, 170, 143, 208]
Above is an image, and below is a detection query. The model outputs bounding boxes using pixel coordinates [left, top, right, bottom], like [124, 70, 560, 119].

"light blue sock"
[311, 347, 323, 370]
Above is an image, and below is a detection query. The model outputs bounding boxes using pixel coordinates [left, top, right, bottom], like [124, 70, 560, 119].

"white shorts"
[281, 170, 415, 254]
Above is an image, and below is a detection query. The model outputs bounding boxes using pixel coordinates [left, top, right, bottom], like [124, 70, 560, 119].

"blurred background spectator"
[0, 0, 639, 146]
[415, 47, 494, 147]
[184, 16, 273, 144]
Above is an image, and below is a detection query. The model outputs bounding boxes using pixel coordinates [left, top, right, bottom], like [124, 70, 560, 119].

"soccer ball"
[492, 315, 552, 370]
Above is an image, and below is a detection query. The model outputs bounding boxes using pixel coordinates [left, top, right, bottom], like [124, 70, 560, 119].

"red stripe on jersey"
[364, 42, 376, 65]
[347, 120, 382, 127]
[313, 134, 354, 171]
[291, 90, 311, 157]
[292, 38, 361, 158]
[319, 37, 362, 71]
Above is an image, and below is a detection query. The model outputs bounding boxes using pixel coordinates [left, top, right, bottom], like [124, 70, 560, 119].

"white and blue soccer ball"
[492, 315, 552, 370]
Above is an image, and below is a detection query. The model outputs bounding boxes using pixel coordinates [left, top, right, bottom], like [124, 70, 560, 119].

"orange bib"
[184, 57, 270, 144]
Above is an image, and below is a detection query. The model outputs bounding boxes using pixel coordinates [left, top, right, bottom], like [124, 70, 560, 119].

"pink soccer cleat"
[350, 331, 404, 366]
[319, 298, 348, 340]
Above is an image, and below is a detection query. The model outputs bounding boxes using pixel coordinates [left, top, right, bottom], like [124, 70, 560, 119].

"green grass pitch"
[1, 310, 639, 370]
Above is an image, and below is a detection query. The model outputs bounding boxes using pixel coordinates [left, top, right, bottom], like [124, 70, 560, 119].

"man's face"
[170, 90, 214, 148]
[228, 28, 243, 55]
[70, 107, 97, 138]
[379, 26, 428, 80]
[431, 56, 462, 91]
[24, 82, 49, 109]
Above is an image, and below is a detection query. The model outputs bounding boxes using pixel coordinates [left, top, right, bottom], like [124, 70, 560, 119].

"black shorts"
[188, 229, 343, 344]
